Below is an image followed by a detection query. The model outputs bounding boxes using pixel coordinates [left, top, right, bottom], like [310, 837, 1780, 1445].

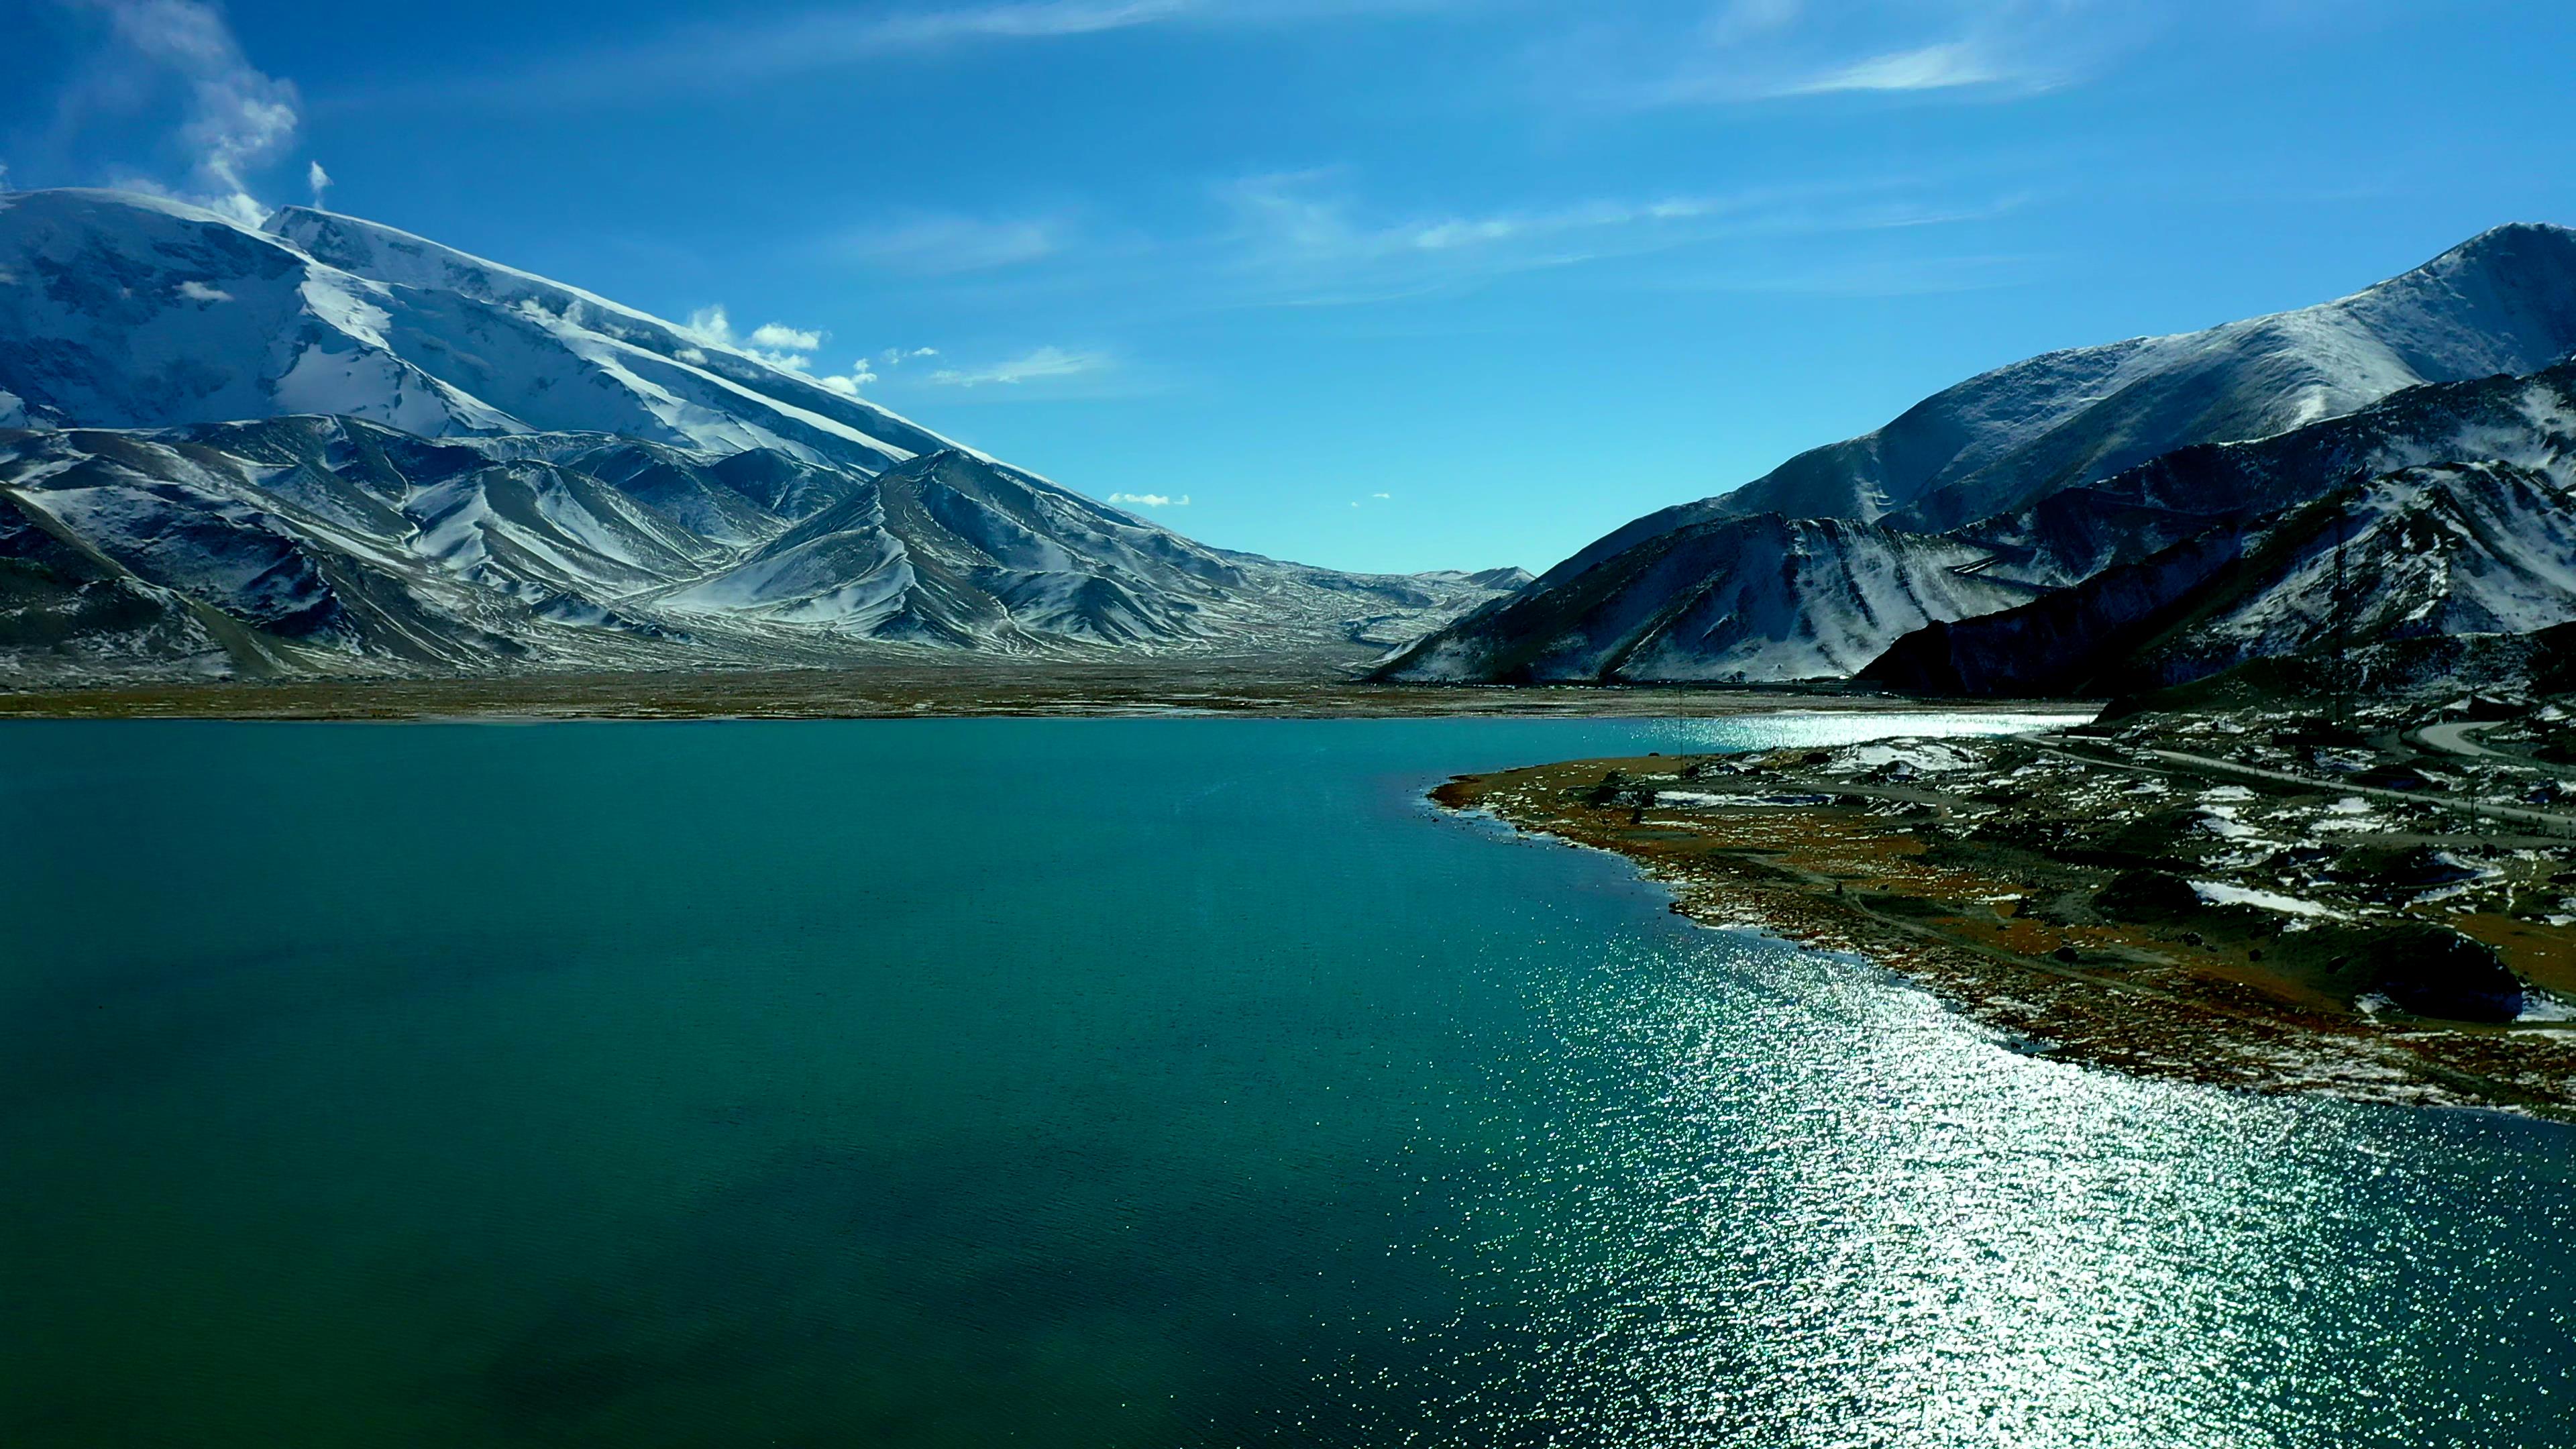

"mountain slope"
[1957, 358, 2576, 590]
[1725, 223, 2576, 534]
[1375, 514, 2036, 683]
[1867, 458, 2576, 696]
[0, 417, 1507, 682]
[1393, 227, 2576, 685]
[0, 189, 963, 471]
[0, 190, 1515, 684]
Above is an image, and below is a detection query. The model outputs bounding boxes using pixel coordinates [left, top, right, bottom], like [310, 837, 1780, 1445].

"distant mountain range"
[14, 189, 2576, 699]
[1381, 223, 2576, 690]
[0, 190, 1521, 684]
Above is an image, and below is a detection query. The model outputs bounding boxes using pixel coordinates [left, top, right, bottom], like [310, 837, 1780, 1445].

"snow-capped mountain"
[1719, 222, 2576, 535]
[0, 190, 1513, 682]
[0, 189, 958, 468]
[1390, 226, 2576, 685]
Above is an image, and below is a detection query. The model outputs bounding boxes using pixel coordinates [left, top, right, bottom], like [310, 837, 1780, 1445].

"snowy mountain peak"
[0, 187, 969, 474]
[257, 203, 970, 472]
[1701, 219, 2576, 537]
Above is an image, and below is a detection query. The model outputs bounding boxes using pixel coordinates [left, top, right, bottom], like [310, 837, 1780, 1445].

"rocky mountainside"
[1377, 514, 2037, 684]
[1868, 458, 2576, 698]
[0, 191, 1512, 684]
[1957, 358, 2576, 590]
[1866, 360, 2576, 696]
[1389, 227, 2576, 686]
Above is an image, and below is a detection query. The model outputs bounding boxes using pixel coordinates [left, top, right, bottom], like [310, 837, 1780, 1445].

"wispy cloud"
[822, 213, 1066, 275]
[648, 0, 1191, 89]
[1106, 491, 1189, 507]
[62, 0, 301, 223]
[1780, 41, 2004, 95]
[1576, 1, 2140, 109]
[1210, 169, 2029, 306]
[337, 0, 1477, 111]
[927, 346, 1110, 387]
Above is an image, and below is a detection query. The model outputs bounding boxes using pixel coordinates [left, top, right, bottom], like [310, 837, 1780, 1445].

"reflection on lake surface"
[3, 714, 2570, 1446]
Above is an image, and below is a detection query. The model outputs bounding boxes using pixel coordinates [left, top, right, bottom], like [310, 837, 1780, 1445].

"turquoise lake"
[5, 714, 2575, 1447]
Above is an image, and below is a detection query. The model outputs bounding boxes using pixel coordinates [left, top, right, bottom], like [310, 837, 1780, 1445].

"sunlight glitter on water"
[1434, 925, 2576, 1447]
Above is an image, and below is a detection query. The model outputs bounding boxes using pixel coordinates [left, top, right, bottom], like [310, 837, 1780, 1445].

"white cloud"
[1107, 492, 1189, 507]
[174, 279, 231, 302]
[881, 347, 941, 366]
[79, 0, 302, 223]
[747, 321, 824, 352]
[927, 345, 1108, 387]
[307, 159, 331, 207]
[817, 361, 880, 396]
[685, 305, 736, 343]
[1372, 491, 1392, 499]
[686, 305, 841, 374]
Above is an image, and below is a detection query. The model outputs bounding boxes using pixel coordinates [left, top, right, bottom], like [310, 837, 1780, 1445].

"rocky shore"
[1436, 703, 2576, 1116]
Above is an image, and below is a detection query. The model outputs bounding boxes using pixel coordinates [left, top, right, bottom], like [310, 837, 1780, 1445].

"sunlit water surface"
[3, 714, 2571, 1447]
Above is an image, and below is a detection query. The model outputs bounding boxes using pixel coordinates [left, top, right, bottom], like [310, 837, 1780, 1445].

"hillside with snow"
[1375, 515, 2037, 684]
[1388, 227, 2576, 686]
[0, 190, 1513, 684]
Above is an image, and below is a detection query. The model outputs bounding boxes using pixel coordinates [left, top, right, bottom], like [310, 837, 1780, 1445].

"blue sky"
[8, 1, 2576, 574]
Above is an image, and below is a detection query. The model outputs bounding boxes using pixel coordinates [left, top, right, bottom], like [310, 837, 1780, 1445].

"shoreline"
[0, 665, 2099, 723]
[1434, 727, 2576, 1118]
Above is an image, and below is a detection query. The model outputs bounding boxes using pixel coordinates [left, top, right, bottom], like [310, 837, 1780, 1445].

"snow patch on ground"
[2191, 880, 2344, 918]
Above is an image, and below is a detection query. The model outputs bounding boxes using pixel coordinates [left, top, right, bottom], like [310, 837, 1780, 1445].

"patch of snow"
[2518, 994, 2576, 1023]
[2191, 880, 2344, 918]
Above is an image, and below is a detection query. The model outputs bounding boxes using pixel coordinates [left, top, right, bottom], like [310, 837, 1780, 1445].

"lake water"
[4, 714, 2573, 1448]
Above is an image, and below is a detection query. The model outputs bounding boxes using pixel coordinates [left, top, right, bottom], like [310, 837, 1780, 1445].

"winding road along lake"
[6, 714, 2575, 1447]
